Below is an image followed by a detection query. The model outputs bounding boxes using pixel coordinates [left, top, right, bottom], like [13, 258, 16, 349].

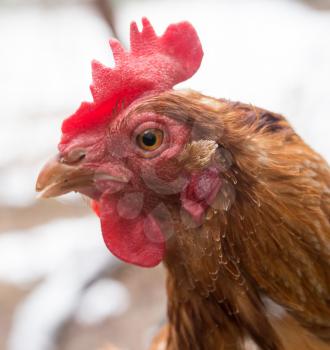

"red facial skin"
[50, 19, 208, 267]
[58, 96, 192, 267]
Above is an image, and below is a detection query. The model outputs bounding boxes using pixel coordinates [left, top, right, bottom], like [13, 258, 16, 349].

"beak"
[36, 156, 95, 198]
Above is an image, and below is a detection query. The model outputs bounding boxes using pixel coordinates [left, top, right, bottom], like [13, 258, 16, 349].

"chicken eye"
[136, 129, 164, 151]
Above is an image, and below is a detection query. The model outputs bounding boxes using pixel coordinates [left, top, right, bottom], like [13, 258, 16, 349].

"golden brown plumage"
[132, 90, 330, 350]
[37, 88, 330, 350]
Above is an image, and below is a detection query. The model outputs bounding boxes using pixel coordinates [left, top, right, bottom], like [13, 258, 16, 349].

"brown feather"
[132, 90, 330, 350]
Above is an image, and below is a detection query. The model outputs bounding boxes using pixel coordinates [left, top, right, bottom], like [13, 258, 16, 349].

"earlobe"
[180, 167, 221, 225]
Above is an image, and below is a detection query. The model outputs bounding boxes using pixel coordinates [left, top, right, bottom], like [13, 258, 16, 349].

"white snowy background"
[0, 0, 329, 349]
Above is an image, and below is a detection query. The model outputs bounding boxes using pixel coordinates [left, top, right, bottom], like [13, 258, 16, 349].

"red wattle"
[99, 195, 165, 267]
[91, 200, 101, 217]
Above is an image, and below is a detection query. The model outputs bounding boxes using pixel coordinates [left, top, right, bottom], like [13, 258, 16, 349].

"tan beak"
[36, 156, 95, 198]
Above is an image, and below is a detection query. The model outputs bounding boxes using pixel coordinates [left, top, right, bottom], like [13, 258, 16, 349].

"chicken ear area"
[180, 167, 221, 225]
[98, 193, 165, 267]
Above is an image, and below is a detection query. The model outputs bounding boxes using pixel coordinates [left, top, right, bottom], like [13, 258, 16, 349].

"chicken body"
[35, 18, 330, 349]
[37, 90, 330, 349]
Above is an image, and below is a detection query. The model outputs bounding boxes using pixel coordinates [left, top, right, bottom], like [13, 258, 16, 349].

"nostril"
[61, 149, 86, 165]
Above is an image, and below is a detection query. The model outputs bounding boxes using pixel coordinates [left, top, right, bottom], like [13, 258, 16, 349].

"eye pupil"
[142, 131, 157, 146]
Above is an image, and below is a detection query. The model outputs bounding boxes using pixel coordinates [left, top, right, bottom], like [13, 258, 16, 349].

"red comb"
[61, 18, 203, 136]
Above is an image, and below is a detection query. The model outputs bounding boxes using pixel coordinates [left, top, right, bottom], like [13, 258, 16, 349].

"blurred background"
[0, 0, 329, 349]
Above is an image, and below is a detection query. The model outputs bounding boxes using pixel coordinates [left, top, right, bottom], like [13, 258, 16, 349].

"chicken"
[36, 18, 330, 350]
